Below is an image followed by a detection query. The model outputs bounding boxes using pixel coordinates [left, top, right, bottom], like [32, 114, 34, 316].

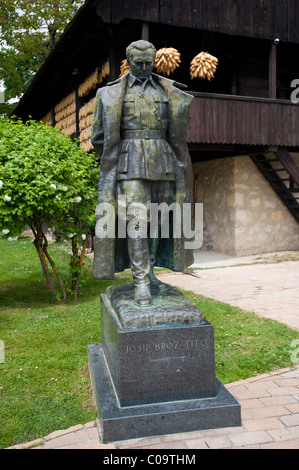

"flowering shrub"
[0, 117, 98, 302]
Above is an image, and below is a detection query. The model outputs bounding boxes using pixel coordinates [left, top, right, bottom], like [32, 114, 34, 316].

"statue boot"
[127, 235, 152, 306]
[149, 235, 175, 293]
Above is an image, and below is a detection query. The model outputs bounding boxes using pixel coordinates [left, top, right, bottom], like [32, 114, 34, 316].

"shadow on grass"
[0, 272, 134, 310]
[0, 237, 133, 309]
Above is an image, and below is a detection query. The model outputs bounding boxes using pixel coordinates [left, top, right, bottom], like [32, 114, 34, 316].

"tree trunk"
[72, 239, 87, 300]
[71, 237, 80, 292]
[42, 234, 67, 302]
[33, 223, 58, 303]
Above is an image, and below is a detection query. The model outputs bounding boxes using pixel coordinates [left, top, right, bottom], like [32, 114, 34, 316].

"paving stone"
[69, 441, 115, 449]
[242, 417, 285, 431]
[42, 429, 87, 449]
[273, 378, 299, 387]
[268, 425, 299, 441]
[230, 388, 271, 400]
[44, 424, 84, 441]
[185, 438, 209, 449]
[239, 398, 266, 409]
[162, 431, 205, 442]
[285, 403, 299, 413]
[265, 387, 299, 396]
[87, 426, 100, 440]
[244, 380, 279, 391]
[204, 436, 233, 449]
[141, 441, 189, 449]
[279, 413, 299, 427]
[260, 439, 299, 449]
[117, 436, 162, 449]
[250, 406, 291, 418]
[228, 431, 273, 447]
[260, 395, 298, 406]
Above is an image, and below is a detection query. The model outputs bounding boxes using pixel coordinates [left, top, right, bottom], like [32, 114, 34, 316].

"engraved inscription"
[125, 338, 208, 354]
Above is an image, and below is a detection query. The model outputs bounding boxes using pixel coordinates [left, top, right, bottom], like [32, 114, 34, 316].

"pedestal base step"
[88, 344, 241, 444]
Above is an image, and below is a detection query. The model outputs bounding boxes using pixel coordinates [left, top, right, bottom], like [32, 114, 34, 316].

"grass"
[0, 236, 298, 448]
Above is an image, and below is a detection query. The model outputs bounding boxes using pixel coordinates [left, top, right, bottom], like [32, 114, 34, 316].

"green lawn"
[0, 236, 298, 448]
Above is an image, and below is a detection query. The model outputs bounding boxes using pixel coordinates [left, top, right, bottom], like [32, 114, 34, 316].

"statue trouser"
[117, 179, 175, 305]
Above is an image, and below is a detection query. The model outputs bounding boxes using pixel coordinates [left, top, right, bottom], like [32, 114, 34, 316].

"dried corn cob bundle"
[79, 97, 96, 153]
[79, 98, 95, 120]
[56, 112, 76, 131]
[78, 68, 101, 98]
[81, 140, 94, 153]
[55, 102, 76, 123]
[78, 61, 110, 98]
[79, 114, 93, 132]
[154, 47, 181, 76]
[80, 126, 92, 143]
[80, 126, 93, 153]
[119, 59, 131, 77]
[190, 52, 218, 80]
[54, 91, 76, 114]
[62, 123, 76, 137]
[41, 110, 52, 126]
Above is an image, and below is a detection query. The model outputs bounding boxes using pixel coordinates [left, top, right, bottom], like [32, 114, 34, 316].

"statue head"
[126, 40, 156, 81]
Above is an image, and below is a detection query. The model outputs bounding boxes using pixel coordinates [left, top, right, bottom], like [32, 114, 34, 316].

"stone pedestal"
[88, 285, 241, 443]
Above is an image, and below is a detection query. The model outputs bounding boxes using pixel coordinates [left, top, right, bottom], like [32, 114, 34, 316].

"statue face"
[128, 48, 155, 81]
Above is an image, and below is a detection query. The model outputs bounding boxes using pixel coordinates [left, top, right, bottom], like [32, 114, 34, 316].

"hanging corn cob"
[190, 52, 218, 80]
[79, 97, 95, 153]
[119, 59, 131, 77]
[154, 47, 181, 76]
[119, 47, 181, 77]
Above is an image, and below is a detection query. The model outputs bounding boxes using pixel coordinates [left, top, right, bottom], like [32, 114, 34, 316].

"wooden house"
[12, 0, 299, 256]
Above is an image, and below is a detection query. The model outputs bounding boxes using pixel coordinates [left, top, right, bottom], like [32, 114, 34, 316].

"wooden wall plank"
[96, 0, 111, 23]
[288, 1, 299, 43]
[111, 0, 159, 23]
[187, 93, 299, 147]
[192, 0, 207, 30]
[105, 1, 299, 45]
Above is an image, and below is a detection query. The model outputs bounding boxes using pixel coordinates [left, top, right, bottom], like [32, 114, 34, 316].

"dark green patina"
[91, 40, 195, 314]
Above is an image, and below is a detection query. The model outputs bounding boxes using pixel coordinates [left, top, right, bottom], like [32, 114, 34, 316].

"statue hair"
[126, 40, 156, 61]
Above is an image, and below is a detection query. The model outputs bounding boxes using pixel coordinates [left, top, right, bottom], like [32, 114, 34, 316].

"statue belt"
[121, 129, 166, 140]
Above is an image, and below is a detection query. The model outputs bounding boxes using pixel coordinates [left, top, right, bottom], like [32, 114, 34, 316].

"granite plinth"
[88, 344, 241, 444]
[88, 288, 241, 443]
[101, 290, 216, 406]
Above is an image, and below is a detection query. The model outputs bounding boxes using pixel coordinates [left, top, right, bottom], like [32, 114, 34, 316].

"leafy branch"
[0, 117, 98, 303]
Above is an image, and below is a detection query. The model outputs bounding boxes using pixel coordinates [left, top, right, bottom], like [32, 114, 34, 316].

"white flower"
[81, 234, 86, 240]
[62, 186, 68, 192]
[0, 180, 3, 188]
[2, 229, 10, 235]
[8, 236, 18, 241]
[4, 195, 11, 202]
[74, 196, 82, 203]
[50, 183, 56, 190]
[56, 195, 61, 201]
[68, 233, 76, 238]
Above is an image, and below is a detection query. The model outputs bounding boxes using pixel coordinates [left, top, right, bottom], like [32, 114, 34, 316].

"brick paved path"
[160, 260, 299, 331]
[8, 366, 299, 449]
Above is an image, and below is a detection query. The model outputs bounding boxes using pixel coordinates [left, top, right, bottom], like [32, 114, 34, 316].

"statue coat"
[91, 72, 194, 279]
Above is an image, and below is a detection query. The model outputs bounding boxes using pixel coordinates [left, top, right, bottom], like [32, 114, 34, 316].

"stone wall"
[193, 155, 299, 256]
[193, 158, 236, 254]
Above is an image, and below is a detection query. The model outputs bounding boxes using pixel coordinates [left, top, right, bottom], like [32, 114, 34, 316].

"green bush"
[0, 117, 98, 301]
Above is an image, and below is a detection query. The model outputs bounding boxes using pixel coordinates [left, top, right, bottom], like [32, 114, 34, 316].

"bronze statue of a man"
[91, 40, 194, 306]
